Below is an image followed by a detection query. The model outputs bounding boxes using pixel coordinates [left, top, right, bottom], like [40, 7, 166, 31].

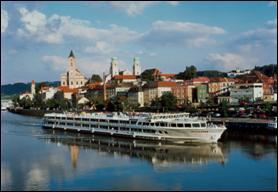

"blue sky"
[1, 1, 277, 84]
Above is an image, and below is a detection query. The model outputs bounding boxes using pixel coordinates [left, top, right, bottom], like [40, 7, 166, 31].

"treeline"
[175, 64, 276, 80]
[254, 64, 277, 77]
[175, 66, 226, 80]
[1, 81, 60, 96]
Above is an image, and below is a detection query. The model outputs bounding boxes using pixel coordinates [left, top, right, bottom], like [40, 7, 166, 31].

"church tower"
[68, 50, 76, 88]
[68, 50, 76, 75]
[110, 57, 119, 77]
[31, 80, 35, 96]
[133, 57, 141, 76]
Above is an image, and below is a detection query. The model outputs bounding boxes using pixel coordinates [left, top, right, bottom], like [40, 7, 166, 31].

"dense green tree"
[35, 82, 47, 94]
[85, 92, 104, 110]
[33, 94, 45, 109]
[197, 70, 227, 78]
[106, 100, 116, 111]
[176, 65, 197, 80]
[90, 74, 102, 83]
[45, 98, 57, 110]
[11, 95, 20, 107]
[150, 93, 177, 112]
[106, 96, 128, 112]
[254, 64, 277, 77]
[160, 92, 177, 112]
[261, 102, 272, 113]
[219, 100, 229, 117]
[150, 97, 161, 112]
[141, 69, 157, 82]
[71, 94, 77, 109]
[18, 97, 33, 109]
[96, 102, 105, 111]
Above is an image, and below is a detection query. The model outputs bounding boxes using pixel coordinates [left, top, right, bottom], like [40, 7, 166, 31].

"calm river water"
[1, 111, 277, 191]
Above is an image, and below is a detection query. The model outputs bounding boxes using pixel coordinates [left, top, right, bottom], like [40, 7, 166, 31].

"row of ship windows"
[48, 117, 137, 124]
[46, 121, 205, 128]
[139, 122, 206, 128]
[47, 122, 156, 133]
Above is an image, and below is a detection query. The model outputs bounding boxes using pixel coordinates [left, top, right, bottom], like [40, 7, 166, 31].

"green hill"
[1, 81, 60, 96]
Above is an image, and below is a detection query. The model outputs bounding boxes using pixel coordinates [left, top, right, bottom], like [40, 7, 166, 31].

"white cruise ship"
[42, 112, 227, 143]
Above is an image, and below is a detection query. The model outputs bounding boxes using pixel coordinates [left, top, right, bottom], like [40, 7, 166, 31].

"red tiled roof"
[156, 81, 177, 87]
[191, 77, 210, 83]
[86, 82, 102, 89]
[58, 86, 78, 93]
[160, 73, 175, 78]
[87, 84, 114, 90]
[209, 77, 235, 82]
[113, 75, 137, 80]
[239, 70, 273, 84]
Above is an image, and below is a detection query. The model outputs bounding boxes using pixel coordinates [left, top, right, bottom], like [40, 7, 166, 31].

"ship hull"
[42, 123, 226, 143]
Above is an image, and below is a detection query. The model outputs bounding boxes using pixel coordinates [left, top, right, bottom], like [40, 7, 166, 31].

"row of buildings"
[20, 51, 277, 108]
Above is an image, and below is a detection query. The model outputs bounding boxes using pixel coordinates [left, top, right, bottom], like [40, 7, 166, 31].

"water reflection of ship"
[43, 131, 227, 167]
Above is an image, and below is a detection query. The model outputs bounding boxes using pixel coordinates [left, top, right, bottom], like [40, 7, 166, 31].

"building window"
[76, 81, 78, 85]
[81, 81, 83, 85]
[71, 81, 73, 85]
[63, 81, 65, 85]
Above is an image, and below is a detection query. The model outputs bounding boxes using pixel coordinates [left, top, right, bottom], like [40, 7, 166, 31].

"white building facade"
[230, 83, 263, 103]
[60, 50, 87, 88]
[132, 57, 141, 76]
[227, 69, 251, 78]
[110, 57, 119, 77]
[40, 87, 58, 100]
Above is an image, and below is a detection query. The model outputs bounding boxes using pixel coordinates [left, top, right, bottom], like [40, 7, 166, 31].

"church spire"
[68, 50, 75, 58]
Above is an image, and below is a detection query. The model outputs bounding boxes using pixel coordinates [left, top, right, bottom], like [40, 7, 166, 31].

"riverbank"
[7, 107, 63, 117]
[7, 108, 277, 136]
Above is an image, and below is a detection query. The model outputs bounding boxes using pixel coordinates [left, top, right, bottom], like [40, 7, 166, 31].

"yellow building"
[60, 50, 87, 88]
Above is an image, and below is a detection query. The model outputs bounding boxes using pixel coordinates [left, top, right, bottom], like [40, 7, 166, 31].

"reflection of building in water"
[69, 145, 79, 169]
[44, 133, 227, 167]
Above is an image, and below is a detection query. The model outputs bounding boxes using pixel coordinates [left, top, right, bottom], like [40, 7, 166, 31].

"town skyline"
[1, 1, 277, 84]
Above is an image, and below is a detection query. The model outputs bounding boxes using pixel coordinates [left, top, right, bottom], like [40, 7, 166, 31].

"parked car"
[241, 113, 252, 118]
[212, 113, 221, 117]
[257, 113, 267, 119]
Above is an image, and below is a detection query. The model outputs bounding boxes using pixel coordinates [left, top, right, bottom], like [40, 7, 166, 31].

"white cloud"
[136, 50, 157, 57]
[84, 41, 114, 55]
[207, 53, 249, 70]
[19, 8, 46, 33]
[109, 1, 157, 16]
[42, 54, 109, 77]
[233, 18, 277, 50]
[211, 18, 278, 71]
[42, 55, 67, 71]
[79, 57, 112, 77]
[1, 9, 9, 33]
[17, 8, 139, 44]
[266, 18, 277, 29]
[167, 1, 179, 6]
[140, 20, 225, 47]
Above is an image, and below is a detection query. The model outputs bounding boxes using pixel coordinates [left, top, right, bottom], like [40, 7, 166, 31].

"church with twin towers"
[110, 56, 141, 77]
[60, 50, 141, 88]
